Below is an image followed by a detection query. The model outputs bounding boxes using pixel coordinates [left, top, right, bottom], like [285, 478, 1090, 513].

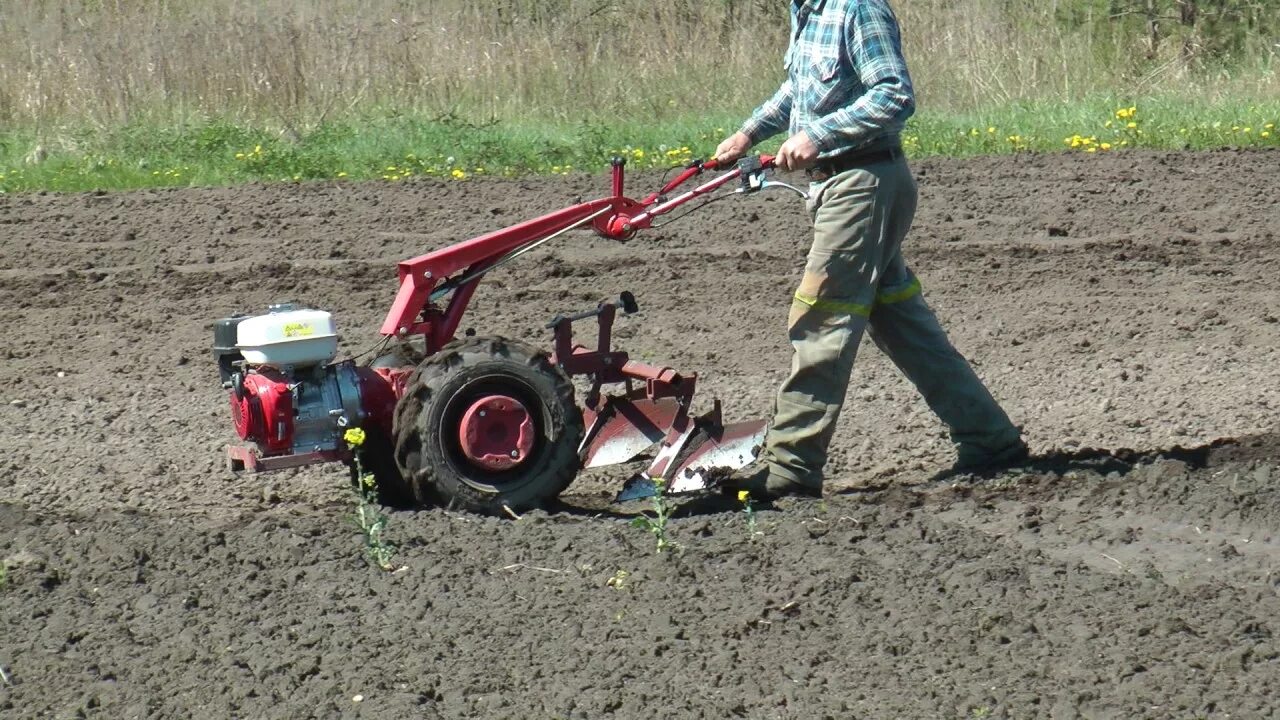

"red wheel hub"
[457, 395, 535, 471]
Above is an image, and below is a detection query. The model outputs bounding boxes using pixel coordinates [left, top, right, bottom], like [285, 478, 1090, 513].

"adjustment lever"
[546, 291, 639, 328]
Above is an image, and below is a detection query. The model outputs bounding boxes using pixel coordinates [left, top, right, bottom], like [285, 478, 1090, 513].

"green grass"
[1, 96, 1277, 193]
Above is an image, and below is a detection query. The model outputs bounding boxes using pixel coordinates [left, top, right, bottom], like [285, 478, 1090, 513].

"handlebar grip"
[706, 154, 774, 172]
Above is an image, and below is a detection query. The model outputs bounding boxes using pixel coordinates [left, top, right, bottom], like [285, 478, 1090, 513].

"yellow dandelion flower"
[1100, 142, 1112, 150]
[1265, 123, 1275, 130]
[1127, 122, 1137, 129]
[1086, 147, 1097, 153]
[336, 171, 348, 178]
[987, 127, 996, 134]
[451, 168, 467, 179]
[1263, 131, 1272, 139]
[737, 490, 750, 503]
[344, 428, 366, 447]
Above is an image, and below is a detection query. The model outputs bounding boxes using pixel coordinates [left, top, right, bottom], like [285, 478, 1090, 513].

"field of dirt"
[2, 149, 1279, 719]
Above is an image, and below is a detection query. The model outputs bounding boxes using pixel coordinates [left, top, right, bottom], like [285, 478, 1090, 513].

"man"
[717, 0, 1027, 501]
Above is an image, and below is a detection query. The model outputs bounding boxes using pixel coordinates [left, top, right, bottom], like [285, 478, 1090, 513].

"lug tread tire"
[392, 336, 582, 515]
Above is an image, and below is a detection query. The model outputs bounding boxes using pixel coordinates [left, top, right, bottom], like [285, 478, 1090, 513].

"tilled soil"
[2, 149, 1279, 719]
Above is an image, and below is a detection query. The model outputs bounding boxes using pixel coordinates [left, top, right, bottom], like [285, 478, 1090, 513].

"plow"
[212, 153, 807, 514]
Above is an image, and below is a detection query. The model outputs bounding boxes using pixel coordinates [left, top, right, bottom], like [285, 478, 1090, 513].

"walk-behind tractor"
[212, 154, 808, 515]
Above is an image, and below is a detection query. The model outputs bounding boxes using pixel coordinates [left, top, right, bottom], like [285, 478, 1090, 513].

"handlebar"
[596, 152, 799, 241]
[646, 154, 775, 201]
[701, 154, 776, 172]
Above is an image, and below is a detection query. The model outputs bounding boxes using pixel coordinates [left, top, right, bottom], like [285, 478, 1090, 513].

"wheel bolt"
[510, 450, 519, 458]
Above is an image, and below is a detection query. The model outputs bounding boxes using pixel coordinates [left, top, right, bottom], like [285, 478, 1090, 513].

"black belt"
[805, 146, 904, 181]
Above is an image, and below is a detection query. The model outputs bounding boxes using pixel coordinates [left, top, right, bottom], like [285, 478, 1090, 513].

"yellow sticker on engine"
[282, 322, 314, 338]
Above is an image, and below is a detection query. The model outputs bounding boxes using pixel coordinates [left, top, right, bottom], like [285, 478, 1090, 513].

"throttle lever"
[734, 156, 810, 200]
[736, 156, 763, 191]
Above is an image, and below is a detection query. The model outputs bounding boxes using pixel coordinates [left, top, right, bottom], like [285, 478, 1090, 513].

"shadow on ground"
[553, 431, 1280, 520]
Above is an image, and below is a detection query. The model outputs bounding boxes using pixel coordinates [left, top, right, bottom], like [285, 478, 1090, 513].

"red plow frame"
[376, 155, 782, 498]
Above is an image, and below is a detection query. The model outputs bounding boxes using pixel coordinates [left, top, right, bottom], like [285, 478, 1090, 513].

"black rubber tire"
[392, 336, 582, 515]
[347, 425, 414, 508]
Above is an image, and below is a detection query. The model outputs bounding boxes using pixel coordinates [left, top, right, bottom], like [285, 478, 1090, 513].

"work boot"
[951, 439, 1031, 475]
[721, 465, 822, 502]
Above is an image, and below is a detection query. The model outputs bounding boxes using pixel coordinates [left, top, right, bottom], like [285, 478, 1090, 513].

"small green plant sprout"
[738, 490, 761, 539]
[630, 477, 679, 553]
[344, 427, 396, 571]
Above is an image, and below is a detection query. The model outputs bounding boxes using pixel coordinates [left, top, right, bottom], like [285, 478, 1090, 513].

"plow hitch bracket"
[546, 290, 767, 501]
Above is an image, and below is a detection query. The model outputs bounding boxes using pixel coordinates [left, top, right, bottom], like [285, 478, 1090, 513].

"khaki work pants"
[764, 155, 1021, 488]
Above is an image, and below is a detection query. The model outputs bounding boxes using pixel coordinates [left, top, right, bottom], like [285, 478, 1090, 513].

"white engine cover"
[236, 307, 338, 367]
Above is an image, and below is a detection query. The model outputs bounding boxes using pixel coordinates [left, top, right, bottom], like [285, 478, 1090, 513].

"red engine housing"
[230, 369, 294, 454]
[228, 364, 409, 468]
[357, 366, 410, 437]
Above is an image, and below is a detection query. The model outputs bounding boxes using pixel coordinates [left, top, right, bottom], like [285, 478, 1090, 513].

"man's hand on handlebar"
[774, 131, 819, 172]
[716, 130, 817, 172]
[714, 131, 752, 165]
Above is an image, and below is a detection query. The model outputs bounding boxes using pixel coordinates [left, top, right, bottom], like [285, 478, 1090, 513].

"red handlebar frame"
[378, 154, 776, 352]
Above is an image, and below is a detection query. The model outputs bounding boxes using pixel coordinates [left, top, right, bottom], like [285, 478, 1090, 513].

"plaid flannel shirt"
[740, 0, 915, 158]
